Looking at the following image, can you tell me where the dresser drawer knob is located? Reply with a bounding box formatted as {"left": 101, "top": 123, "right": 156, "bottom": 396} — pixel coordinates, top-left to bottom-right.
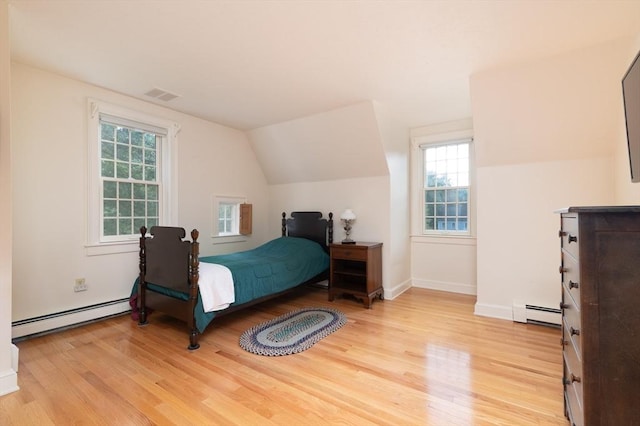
{"left": 568, "top": 234, "right": 578, "bottom": 244}
{"left": 559, "top": 265, "right": 567, "bottom": 274}
{"left": 563, "top": 374, "right": 582, "bottom": 385}
{"left": 558, "top": 230, "right": 566, "bottom": 238}
{"left": 569, "top": 280, "right": 580, "bottom": 289}
{"left": 560, "top": 302, "right": 569, "bottom": 310}
{"left": 570, "top": 327, "right": 580, "bottom": 336}
{"left": 561, "top": 337, "right": 568, "bottom": 346}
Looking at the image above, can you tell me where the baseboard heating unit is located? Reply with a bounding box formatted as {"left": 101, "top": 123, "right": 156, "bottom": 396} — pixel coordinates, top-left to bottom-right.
{"left": 12, "top": 298, "right": 130, "bottom": 340}
{"left": 512, "top": 302, "right": 561, "bottom": 327}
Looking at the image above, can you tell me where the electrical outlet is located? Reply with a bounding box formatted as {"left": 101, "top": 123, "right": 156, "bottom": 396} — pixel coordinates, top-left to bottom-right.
{"left": 74, "top": 278, "right": 87, "bottom": 292}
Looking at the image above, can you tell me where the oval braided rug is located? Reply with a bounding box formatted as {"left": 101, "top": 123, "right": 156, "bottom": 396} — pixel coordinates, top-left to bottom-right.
{"left": 239, "top": 307, "right": 347, "bottom": 356}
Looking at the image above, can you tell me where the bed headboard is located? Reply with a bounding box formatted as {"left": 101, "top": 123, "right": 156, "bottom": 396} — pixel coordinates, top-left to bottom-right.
{"left": 281, "top": 211, "right": 333, "bottom": 252}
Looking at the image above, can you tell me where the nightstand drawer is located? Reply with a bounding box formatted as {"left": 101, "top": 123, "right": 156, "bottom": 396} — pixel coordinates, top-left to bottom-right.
{"left": 331, "top": 246, "right": 367, "bottom": 261}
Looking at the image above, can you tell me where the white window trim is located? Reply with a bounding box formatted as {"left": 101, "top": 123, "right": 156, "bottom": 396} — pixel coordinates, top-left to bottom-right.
{"left": 411, "top": 129, "right": 475, "bottom": 239}
{"left": 86, "top": 99, "right": 179, "bottom": 256}
{"left": 212, "top": 195, "right": 247, "bottom": 244}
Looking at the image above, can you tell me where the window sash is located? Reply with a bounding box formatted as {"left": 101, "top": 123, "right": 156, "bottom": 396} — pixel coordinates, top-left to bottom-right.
{"left": 420, "top": 138, "right": 472, "bottom": 235}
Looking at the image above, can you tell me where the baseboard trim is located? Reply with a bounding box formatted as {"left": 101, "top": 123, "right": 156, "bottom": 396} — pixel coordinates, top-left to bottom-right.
{"left": 12, "top": 298, "right": 131, "bottom": 339}
{"left": 412, "top": 278, "right": 476, "bottom": 295}
{"left": 384, "top": 279, "right": 412, "bottom": 300}
{"left": 0, "top": 368, "right": 18, "bottom": 397}
{"left": 474, "top": 302, "right": 513, "bottom": 321}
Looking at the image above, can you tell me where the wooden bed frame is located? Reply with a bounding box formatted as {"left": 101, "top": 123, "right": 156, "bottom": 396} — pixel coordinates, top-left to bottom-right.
{"left": 137, "top": 211, "right": 333, "bottom": 350}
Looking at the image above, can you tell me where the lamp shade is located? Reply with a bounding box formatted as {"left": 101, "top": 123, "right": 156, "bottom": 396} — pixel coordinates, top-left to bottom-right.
{"left": 340, "top": 209, "right": 356, "bottom": 220}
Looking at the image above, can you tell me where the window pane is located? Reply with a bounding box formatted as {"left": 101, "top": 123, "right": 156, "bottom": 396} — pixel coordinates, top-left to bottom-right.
{"left": 104, "top": 219, "right": 117, "bottom": 236}
{"left": 145, "top": 166, "right": 156, "bottom": 181}
{"left": 118, "top": 200, "right": 132, "bottom": 217}
{"left": 134, "top": 201, "right": 146, "bottom": 216}
{"left": 425, "top": 218, "right": 434, "bottom": 230}
{"left": 435, "top": 190, "right": 445, "bottom": 202}
{"left": 101, "top": 123, "right": 116, "bottom": 141}
{"left": 131, "top": 164, "right": 143, "bottom": 180}
{"left": 119, "top": 182, "right": 131, "bottom": 199}
{"left": 102, "top": 141, "right": 114, "bottom": 160}
{"left": 144, "top": 134, "right": 156, "bottom": 149}
{"left": 101, "top": 160, "right": 114, "bottom": 177}
{"left": 131, "top": 147, "right": 143, "bottom": 164}
{"left": 116, "top": 162, "right": 129, "bottom": 179}
{"left": 116, "top": 144, "right": 129, "bottom": 162}
{"left": 425, "top": 203, "right": 434, "bottom": 216}
{"left": 147, "top": 201, "right": 158, "bottom": 216}
{"left": 458, "top": 189, "right": 468, "bottom": 202}
{"left": 458, "top": 203, "right": 468, "bottom": 216}
{"left": 436, "top": 203, "right": 445, "bottom": 216}
{"left": 144, "top": 149, "right": 156, "bottom": 165}
{"left": 425, "top": 189, "right": 435, "bottom": 202}
{"left": 116, "top": 127, "right": 129, "bottom": 143}
{"left": 147, "top": 185, "right": 158, "bottom": 200}
{"left": 103, "top": 200, "right": 117, "bottom": 217}
{"left": 446, "top": 203, "right": 457, "bottom": 216}
{"left": 133, "top": 183, "right": 146, "bottom": 199}
{"left": 131, "top": 131, "right": 143, "bottom": 146}
{"left": 119, "top": 218, "right": 132, "bottom": 235}
{"left": 103, "top": 181, "right": 117, "bottom": 198}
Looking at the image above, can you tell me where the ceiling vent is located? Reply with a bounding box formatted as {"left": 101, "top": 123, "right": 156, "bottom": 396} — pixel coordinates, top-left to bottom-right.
{"left": 144, "top": 87, "right": 180, "bottom": 102}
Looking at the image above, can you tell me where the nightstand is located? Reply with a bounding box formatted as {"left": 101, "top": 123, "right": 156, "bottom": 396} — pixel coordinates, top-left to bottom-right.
{"left": 329, "top": 242, "right": 383, "bottom": 308}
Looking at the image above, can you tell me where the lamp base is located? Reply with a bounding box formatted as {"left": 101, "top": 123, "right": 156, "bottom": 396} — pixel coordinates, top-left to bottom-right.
{"left": 341, "top": 239, "right": 356, "bottom": 245}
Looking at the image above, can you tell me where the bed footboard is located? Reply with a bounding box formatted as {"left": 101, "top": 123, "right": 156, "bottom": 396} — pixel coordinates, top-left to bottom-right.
{"left": 138, "top": 226, "right": 201, "bottom": 350}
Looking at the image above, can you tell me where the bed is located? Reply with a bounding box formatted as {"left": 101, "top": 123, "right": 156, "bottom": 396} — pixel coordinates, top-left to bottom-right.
{"left": 134, "top": 211, "right": 334, "bottom": 350}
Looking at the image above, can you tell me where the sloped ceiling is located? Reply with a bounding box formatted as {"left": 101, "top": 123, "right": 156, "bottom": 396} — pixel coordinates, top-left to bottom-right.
{"left": 249, "top": 102, "right": 388, "bottom": 184}
{"left": 9, "top": 1, "right": 640, "bottom": 130}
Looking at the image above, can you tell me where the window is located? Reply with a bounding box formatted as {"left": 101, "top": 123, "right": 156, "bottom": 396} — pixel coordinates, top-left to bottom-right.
{"left": 100, "top": 121, "right": 161, "bottom": 238}
{"left": 218, "top": 200, "right": 239, "bottom": 236}
{"left": 213, "top": 196, "right": 251, "bottom": 239}
{"left": 422, "top": 141, "right": 470, "bottom": 233}
{"left": 87, "top": 99, "right": 178, "bottom": 254}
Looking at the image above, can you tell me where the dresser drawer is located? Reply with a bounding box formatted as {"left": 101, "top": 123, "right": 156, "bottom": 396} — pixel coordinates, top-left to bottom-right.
{"left": 564, "top": 358, "right": 584, "bottom": 426}
{"left": 561, "top": 215, "right": 580, "bottom": 260}
{"left": 562, "top": 287, "right": 582, "bottom": 357}
{"left": 331, "top": 246, "right": 367, "bottom": 261}
{"left": 561, "top": 253, "right": 581, "bottom": 310}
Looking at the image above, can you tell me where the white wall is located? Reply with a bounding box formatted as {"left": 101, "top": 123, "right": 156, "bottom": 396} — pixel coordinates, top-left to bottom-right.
{"left": 0, "top": 0, "right": 19, "bottom": 396}
{"left": 10, "top": 62, "right": 270, "bottom": 326}
{"left": 373, "top": 102, "right": 412, "bottom": 298}
{"left": 410, "top": 119, "right": 477, "bottom": 295}
{"left": 470, "top": 37, "right": 633, "bottom": 320}
{"left": 615, "top": 34, "right": 640, "bottom": 203}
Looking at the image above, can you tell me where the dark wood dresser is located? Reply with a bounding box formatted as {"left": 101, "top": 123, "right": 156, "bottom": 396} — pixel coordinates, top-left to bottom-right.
{"left": 558, "top": 206, "right": 640, "bottom": 425}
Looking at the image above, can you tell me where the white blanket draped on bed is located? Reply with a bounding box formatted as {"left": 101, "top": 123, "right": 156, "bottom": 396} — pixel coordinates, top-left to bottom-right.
{"left": 198, "top": 262, "right": 235, "bottom": 312}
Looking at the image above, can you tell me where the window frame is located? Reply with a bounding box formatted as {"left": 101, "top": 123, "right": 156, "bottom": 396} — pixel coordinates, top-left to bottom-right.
{"left": 86, "top": 99, "right": 179, "bottom": 255}
{"left": 411, "top": 129, "right": 475, "bottom": 238}
{"left": 212, "top": 195, "right": 248, "bottom": 244}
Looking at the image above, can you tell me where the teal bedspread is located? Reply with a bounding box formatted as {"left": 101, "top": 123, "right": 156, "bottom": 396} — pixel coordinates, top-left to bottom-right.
{"left": 133, "top": 237, "right": 329, "bottom": 333}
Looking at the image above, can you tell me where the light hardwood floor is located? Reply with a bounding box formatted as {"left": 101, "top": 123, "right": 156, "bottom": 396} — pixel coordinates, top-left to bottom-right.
{"left": 1, "top": 288, "right": 568, "bottom": 425}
